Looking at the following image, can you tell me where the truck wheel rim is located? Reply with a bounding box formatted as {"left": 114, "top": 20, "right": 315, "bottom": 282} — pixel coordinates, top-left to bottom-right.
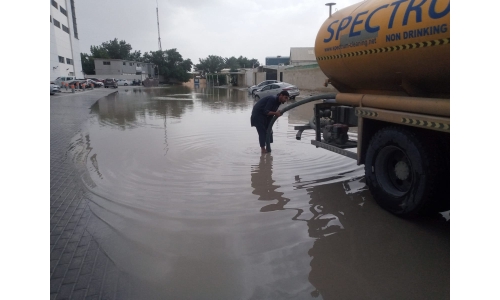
{"left": 375, "top": 145, "right": 413, "bottom": 197}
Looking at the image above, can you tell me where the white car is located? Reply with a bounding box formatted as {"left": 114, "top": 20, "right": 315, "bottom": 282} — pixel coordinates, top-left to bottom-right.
{"left": 88, "top": 80, "right": 103, "bottom": 87}
{"left": 248, "top": 80, "right": 279, "bottom": 96}
{"left": 117, "top": 79, "right": 132, "bottom": 86}
{"left": 254, "top": 82, "right": 300, "bottom": 100}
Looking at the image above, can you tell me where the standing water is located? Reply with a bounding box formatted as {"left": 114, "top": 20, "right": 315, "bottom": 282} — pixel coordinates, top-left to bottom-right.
{"left": 68, "top": 86, "right": 449, "bottom": 299}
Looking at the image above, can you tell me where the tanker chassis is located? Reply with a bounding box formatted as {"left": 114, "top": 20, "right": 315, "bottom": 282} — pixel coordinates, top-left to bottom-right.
{"left": 276, "top": 0, "right": 450, "bottom": 216}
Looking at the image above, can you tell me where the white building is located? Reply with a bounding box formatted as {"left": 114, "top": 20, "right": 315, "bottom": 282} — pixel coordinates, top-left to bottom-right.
{"left": 50, "top": 0, "right": 82, "bottom": 81}
{"left": 289, "top": 47, "right": 317, "bottom": 66}
{"left": 93, "top": 58, "right": 155, "bottom": 80}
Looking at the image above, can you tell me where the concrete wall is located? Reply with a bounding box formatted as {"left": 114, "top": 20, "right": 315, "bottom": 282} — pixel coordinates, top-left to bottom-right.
{"left": 283, "top": 64, "right": 339, "bottom": 92}
{"left": 95, "top": 60, "right": 122, "bottom": 75}
{"left": 256, "top": 72, "right": 266, "bottom": 86}
{"left": 245, "top": 69, "right": 254, "bottom": 86}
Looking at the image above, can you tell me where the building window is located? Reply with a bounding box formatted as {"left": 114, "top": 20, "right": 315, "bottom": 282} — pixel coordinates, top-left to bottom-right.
{"left": 58, "top": 56, "right": 65, "bottom": 63}
{"left": 66, "top": 58, "right": 73, "bottom": 65}
{"left": 62, "top": 24, "right": 69, "bottom": 34}
{"left": 69, "top": 72, "right": 74, "bottom": 76}
{"left": 103, "top": 61, "right": 110, "bottom": 65}
{"left": 70, "top": 0, "right": 79, "bottom": 39}
{"left": 50, "top": 15, "right": 52, "bottom": 23}
{"left": 51, "top": 0, "right": 58, "bottom": 9}
{"left": 53, "top": 18, "right": 60, "bottom": 28}
{"left": 60, "top": 7, "right": 67, "bottom": 16}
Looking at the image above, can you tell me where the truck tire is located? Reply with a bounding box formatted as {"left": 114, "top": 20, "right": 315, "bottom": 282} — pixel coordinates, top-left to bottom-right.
{"left": 364, "top": 126, "right": 437, "bottom": 217}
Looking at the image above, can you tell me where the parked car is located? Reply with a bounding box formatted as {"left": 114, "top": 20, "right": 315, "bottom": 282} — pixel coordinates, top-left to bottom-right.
{"left": 86, "top": 79, "right": 103, "bottom": 87}
{"left": 54, "top": 76, "right": 76, "bottom": 87}
{"left": 86, "top": 78, "right": 104, "bottom": 83}
{"left": 248, "top": 80, "right": 279, "bottom": 96}
{"left": 104, "top": 78, "right": 118, "bottom": 88}
{"left": 117, "top": 79, "right": 132, "bottom": 86}
{"left": 50, "top": 83, "right": 60, "bottom": 95}
{"left": 253, "top": 82, "right": 300, "bottom": 100}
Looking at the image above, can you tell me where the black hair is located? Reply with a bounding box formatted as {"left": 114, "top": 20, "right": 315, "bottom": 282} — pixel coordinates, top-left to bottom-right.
{"left": 279, "top": 90, "right": 290, "bottom": 97}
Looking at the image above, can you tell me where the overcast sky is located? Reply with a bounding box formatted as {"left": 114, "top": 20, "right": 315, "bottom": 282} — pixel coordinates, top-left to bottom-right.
{"left": 75, "top": 0, "right": 362, "bottom": 65}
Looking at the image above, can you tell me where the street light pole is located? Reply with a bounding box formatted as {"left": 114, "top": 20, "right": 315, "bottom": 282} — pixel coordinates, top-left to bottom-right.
{"left": 325, "top": 3, "right": 336, "bottom": 17}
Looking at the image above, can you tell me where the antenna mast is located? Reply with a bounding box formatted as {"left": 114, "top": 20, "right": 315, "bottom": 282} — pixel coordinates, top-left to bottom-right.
{"left": 156, "top": 0, "right": 162, "bottom": 51}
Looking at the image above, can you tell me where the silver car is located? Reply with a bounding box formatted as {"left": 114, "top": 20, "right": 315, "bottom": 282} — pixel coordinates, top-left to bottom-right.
{"left": 50, "top": 83, "right": 60, "bottom": 95}
{"left": 248, "top": 80, "right": 279, "bottom": 96}
{"left": 253, "top": 82, "right": 300, "bottom": 100}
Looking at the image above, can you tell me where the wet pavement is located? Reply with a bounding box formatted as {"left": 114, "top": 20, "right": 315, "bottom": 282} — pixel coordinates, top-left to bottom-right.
{"left": 50, "top": 86, "right": 450, "bottom": 299}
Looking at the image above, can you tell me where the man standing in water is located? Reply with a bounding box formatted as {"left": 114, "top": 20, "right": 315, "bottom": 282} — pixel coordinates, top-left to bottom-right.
{"left": 251, "top": 90, "right": 290, "bottom": 153}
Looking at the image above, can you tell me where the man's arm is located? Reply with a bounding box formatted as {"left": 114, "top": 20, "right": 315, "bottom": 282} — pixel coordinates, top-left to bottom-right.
{"left": 267, "top": 110, "right": 281, "bottom": 117}
{"left": 263, "top": 97, "right": 281, "bottom": 117}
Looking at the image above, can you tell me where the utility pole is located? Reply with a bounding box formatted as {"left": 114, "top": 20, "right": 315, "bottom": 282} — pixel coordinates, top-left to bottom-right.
{"left": 156, "top": 0, "right": 162, "bottom": 51}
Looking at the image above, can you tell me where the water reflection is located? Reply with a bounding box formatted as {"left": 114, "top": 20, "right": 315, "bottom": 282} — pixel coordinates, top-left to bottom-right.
{"left": 199, "top": 87, "right": 252, "bottom": 111}
{"left": 302, "top": 179, "right": 449, "bottom": 299}
{"left": 250, "top": 153, "right": 449, "bottom": 299}
{"left": 252, "top": 154, "right": 290, "bottom": 212}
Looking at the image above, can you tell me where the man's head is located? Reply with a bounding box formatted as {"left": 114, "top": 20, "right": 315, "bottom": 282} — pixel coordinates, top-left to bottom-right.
{"left": 278, "top": 90, "right": 289, "bottom": 103}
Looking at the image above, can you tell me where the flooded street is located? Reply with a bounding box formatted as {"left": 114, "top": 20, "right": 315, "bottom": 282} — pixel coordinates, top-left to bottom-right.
{"left": 68, "top": 86, "right": 449, "bottom": 299}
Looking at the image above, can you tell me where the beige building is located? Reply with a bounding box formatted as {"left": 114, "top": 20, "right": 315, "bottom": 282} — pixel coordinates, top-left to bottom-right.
{"left": 289, "top": 47, "right": 317, "bottom": 66}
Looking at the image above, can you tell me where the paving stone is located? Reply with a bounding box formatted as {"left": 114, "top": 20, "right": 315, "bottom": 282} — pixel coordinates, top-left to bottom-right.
{"left": 63, "top": 241, "right": 78, "bottom": 254}
{"left": 74, "top": 273, "right": 91, "bottom": 291}
{"left": 73, "top": 245, "right": 87, "bottom": 258}
{"left": 70, "top": 289, "right": 87, "bottom": 300}
{"left": 56, "top": 283, "right": 74, "bottom": 300}
{"left": 86, "top": 279, "right": 103, "bottom": 297}
{"left": 51, "top": 248, "right": 63, "bottom": 261}
{"left": 50, "top": 90, "right": 123, "bottom": 298}
{"left": 52, "top": 264, "right": 69, "bottom": 279}
{"left": 50, "top": 259, "right": 59, "bottom": 273}
{"left": 80, "top": 262, "right": 94, "bottom": 276}
{"left": 59, "top": 252, "right": 73, "bottom": 265}
{"left": 53, "top": 238, "right": 68, "bottom": 250}
{"left": 50, "top": 277, "right": 63, "bottom": 294}
{"left": 68, "top": 256, "right": 84, "bottom": 270}
{"left": 62, "top": 268, "right": 80, "bottom": 284}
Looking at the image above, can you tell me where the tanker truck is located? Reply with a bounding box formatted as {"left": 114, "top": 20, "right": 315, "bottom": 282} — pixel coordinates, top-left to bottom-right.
{"left": 267, "top": 0, "right": 450, "bottom": 217}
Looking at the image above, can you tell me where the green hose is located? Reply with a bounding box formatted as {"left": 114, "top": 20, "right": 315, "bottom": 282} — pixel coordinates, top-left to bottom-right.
{"left": 265, "top": 93, "right": 337, "bottom": 152}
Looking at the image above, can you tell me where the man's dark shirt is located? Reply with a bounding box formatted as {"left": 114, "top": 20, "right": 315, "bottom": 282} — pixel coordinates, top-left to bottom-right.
{"left": 251, "top": 95, "right": 281, "bottom": 128}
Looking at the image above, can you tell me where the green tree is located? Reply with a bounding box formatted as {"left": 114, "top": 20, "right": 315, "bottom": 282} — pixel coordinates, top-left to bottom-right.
{"left": 224, "top": 56, "right": 240, "bottom": 72}
{"left": 142, "top": 49, "right": 192, "bottom": 83}
{"left": 129, "top": 50, "right": 143, "bottom": 62}
{"left": 102, "top": 38, "right": 132, "bottom": 59}
{"left": 90, "top": 45, "right": 109, "bottom": 59}
{"left": 236, "top": 56, "right": 260, "bottom": 68}
{"left": 89, "top": 38, "right": 136, "bottom": 60}
{"left": 195, "top": 55, "right": 226, "bottom": 74}
{"left": 142, "top": 50, "right": 167, "bottom": 77}
{"left": 80, "top": 53, "right": 95, "bottom": 75}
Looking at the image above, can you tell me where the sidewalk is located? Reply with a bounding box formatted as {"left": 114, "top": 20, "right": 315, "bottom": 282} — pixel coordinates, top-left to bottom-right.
{"left": 50, "top": 89, "right": 130, "bottom": 299}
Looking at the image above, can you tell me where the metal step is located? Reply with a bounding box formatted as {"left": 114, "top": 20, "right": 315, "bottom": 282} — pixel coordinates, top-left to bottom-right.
{"left": 311, "top": 140, "right": 358, "bottom": 160}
